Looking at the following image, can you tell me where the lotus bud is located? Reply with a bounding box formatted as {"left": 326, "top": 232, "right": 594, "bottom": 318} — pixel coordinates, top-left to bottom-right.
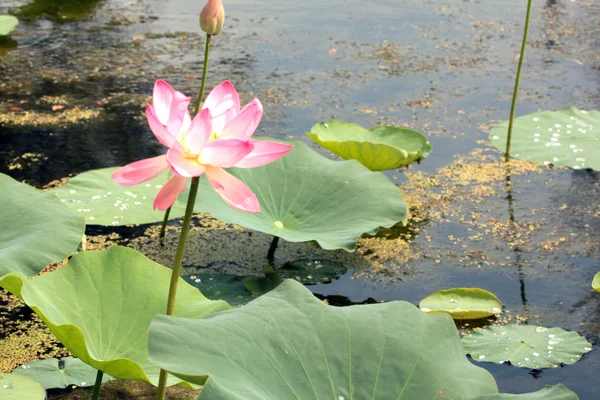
{"left": 199, "top": 0, "right": 225, "bottom": 35}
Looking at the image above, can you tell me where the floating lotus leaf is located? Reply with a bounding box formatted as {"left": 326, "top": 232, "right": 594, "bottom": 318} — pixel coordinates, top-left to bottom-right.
{"left": 183, "top": 274, "right": 253, "bottom": 307}
{"left": 0, "top": 247, "right": 230, "bottom": 386}
{"left": 466, "top": 384, "right": 579, "bottom": 400}
{"left": 280, "top": 259, "right": 347, "bottom": 284}
{"left": 0, "top": 173, "right": 85, "bottom": 278}
{"left": 13, "top": 357, "right": 111, "bottom": 389}
{"left": 308, "top": 120, "right": 432, "bottom": 170}
{"left": 52, "top": 169, "right": 187, "bottom": 226}
{"left": 489, "top": 107, "right": 600, "bottom": 170}
{"left": 462, "top": 325, "right": 592, "bottom": 369}
{"left": 592, "top": 272, "right": 600, "bottom": 292}
{"left": 149, "top": 279, "right": 503, "bottom": 399}
{"left": 419, "top": 288, "right": 503, "bottom": 320}
{"left": 194, "top": 140, "right": 408, "bottom": 251}
{"left": 0, "top": 373, "right": 46, "bottom": 399}
{"left": 0, "top": 16, "right": 18, "bottom": 36}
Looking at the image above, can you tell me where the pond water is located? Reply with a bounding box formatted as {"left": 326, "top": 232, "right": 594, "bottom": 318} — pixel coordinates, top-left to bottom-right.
{"left": 0, "top": 0, "right": 599, "bottom": 398}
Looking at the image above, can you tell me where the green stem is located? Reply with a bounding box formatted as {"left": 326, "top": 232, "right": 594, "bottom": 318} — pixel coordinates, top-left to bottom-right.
{"left": 158, "top": 34, "right": 211, "bottom": 242}
{"left": 504, "top": 0, "right": 533, "bottom": 163}
{"left": 155, "top": 178, "right": 200, "bottom": 400}
{"left": 91, "top": 370, "right": 103, "bottom": 400}
{"left": 194, "top": 34, "right": 212, "bottom": 115}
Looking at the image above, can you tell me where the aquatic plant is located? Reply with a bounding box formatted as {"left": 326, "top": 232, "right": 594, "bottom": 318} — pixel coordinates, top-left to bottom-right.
{"left": 0, "top": 15, "right": 18, "bottom": 36}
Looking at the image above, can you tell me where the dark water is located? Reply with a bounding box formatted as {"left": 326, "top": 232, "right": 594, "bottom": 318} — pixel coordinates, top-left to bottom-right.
{"left": 1, "top": 0, "right": 599, "bottom": 398}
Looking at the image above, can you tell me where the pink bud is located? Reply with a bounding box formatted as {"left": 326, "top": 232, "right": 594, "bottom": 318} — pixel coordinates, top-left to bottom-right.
{"left": 199, "top": 0, "right": 225, "bottom": 35}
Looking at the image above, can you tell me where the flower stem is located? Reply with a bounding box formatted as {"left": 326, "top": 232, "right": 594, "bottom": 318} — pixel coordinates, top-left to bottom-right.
{"left": 504, "top": 0, "right": 533, "bottom": 163}
{"left": 155, "top": 177, "right": 200, "bottom": 399}
{"left": 194, "top": 34, "right": 212, "bottom": 116}
{"left": 91, "top": 370, "right": 103, "bottom": 400}
{"left": 159, "top": 34, "right": 212, "bottom": 243}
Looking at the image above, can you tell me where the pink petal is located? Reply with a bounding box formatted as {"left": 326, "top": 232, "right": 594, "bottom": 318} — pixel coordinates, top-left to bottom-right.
{"left": 220, "top": 98, "right": 263, "bottom": 141}
{"left": 166, "top": 144, "right": 207, "bottom": 178}
{"left": 166, "top": 90, "right": 191, "bottom": 134}
{"left": 184, "top": 108, "right": 212, "bottom": 155}
{"left": 152, "top": 80, "right": 177, "bottom": 125}
{"left": 205, "top": 167, "right": 260, "bottom": 213}
{"left": 234, "top": 140, "right": 293, "bottom": 168}
{"left": 199, "top": 139, "right": 253, "bottom": 168}
{"left": 111, "top": 155, "right": 168, "bottom": 186}
{"left": 146, "top": 105, "right": 176, "bottom": 147}
{"left": 153, "top": 174, "right": 187, "bottom": 210}
{"left": 202, "top": 81, "right": 240, "bottom": 133}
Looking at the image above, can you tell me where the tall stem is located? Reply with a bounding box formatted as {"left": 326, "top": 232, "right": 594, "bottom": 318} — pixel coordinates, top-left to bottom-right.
{"left": 155, "top": 178, "right": 200, "bottom": 399}
{"left": 504, "top": 0, "right": 533, "bottom": 163}
{"left": 91, "top": 370, "right": 103, "bottom": 400}
{"left": 194, "top": 34, "right": 212, "bottom": 115}
{"left": 158, "top": 34, "right": 212, "bottom": 242}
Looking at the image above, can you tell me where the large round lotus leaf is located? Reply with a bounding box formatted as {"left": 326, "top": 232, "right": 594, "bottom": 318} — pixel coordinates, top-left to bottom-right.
{"left": 13, "top": 357, "right": 111, "bottom": 389}
{"left": 592, "top": 271, "right": 600, "bottom": 292}
{"left": 194, "top": 140, "right": 408, "bottom": 251}
{"left": 308, "top": 120, "right": 432, "bottom": 170}
{"left": 0, "top": 373, "right": 45, "bottom": 399}
{"left": 0, "top": 16, "right": 18, "bottom": 36}
{"left": 462, "top": 325, "right": 592, "bottom": 369}
{"left": 183, "top": 274, "right": 253, "bottom": 307}
{"left": 148, "top": 279, "right": 500, "bottom": 399}
{"left": 489, "top": 107, "right": 600, "bottom": 170}
{"left": 52, "top": 169, "right": 187, "bottom": 226}
{"left": 419, "top": 288, "right": 503, "bottom": 320}
{"left": 466, "top": 384, "right": 579, "bottom": 400}
{"left": 0, "top": 247, "right": 230, "bottom": 386}
{"left": 0, "top": 173, "right": 85, "bottom": 278}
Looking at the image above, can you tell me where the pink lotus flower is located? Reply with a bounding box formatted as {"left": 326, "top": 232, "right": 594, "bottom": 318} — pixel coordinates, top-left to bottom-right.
{"left": 112, "top": 79, "right": 292, "bottom": 213}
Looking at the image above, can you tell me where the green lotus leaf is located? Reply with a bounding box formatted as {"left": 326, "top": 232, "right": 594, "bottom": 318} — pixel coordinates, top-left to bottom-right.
{"left": 280, "top": 259, "right": 347, "bottom": 284}
{"left": 0, "top": 173, "right": 85, "bottom": 278}
{"left": 592, "top": 271, "right": 600, "bottom": 292}
{"left": 489, "top": 107, "right": 600, "bottom": 170}
{"left": 0, "top": 16, "right": 18, "bottom": 36}
{"left": 194, "top": 140, "right": 408, "bottom": 251}
{"left": 466, "top": 384, "right": 579, "bottom": 399}
{"left": 0, "top": 373, "right": 46, "bottom": 399}
{"left": 183, "top": 274, "right": 253, "bottom": 307}
{"left": 419, "top": 288, "right": 503, "bottom": 320}
{"left": 308, "top": 120, "right": 432, "bottom": 170}
{"left": 13, "top": 357, "right": 111, "bottom": 389}
{"left": 0, "top": 247, "right": 230, "bottom": 386}
{"left": 51, "top": 169, "right": 187, "bottom": 226}
{"left": 462, "top": 325, "right": 592, "bottom": 369}
{"left": 149, "top": 279, "right": 501, "bottom": 399}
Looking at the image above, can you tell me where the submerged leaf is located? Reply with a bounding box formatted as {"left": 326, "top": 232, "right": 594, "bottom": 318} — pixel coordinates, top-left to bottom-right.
{"left": 489, "top": 107, "right": 599, "bottom": 170}
{"left": 0, "top": 173, "right": 85, "bottom": 278}
{"left": 183, "top": 274, "right": 253, "bottom": 307}
{"left": 194, "top": 139, "right": 408, "bottom": 251}
{"left": 462, "top": 325, "right": 592, "bottom": 369}
{"left": 0, "top": 247, "right": 229, "bottom": 386}
{"left": 149, "top": 279, "right": 499, "bottom": 399}
{"left": 308, "top": 120, "right": 432, "bottom": 170}
{"left": 280, "top": 259, "right": 347, "bottom": 284}
{"left": 465, "top": 384, "right": 579, "bottom": 399}
{"left": 13, "top": 358, "right": 111, "bottom": 389}
{"left": 419, "top": 288, "right": 503, "bottom": 320}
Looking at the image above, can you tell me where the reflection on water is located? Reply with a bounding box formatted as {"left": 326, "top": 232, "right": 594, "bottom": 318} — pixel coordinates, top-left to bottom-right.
{"left": 15, "top": 0, "right": 102, "bottom": 22}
